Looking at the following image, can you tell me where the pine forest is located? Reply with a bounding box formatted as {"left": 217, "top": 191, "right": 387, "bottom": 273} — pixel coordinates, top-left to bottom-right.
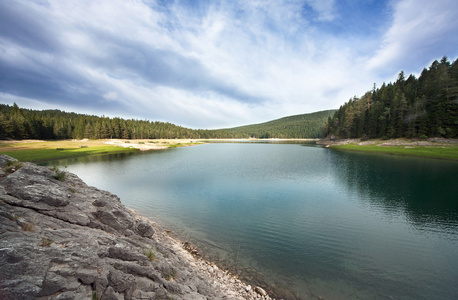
{"left": 324, "top": 57, "right": 458, "bottom": 139}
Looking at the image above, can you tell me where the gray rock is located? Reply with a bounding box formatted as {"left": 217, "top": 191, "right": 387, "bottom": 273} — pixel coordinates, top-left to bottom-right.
{"left": 38, "top": 272, "right": 68, "bottom": 296}
{"left": 102, "top": 286, "right": 122, "bottom": 300}
{"left": 108, "top": 246, "right": 146, "bottom": 262}
{"left": 108, "top": 270, "right": 135, "bottom": 293}
{"left": 94, "top": 206, "right": 134, "bottom": 232}
{"left": 55, "top": 291, "right": 77, "bottom": 300}
{"left": 93, "top": 276, "right": 109, "bottom": 295}
{"left": 76, "top": 269, "right": 98, "bottom": 285}
{"left": 134, "top": 277, "right": 160, "bottom": 292}
{"left": 92, "top": 198, "right": 107, "bottom": 207}
{"left": 135, "top": 220, "right": 155, "bottom": 237}
{"left": 2, "top": 164, "right": 70, "bottom": 207}
{"left": 0, "top": 155, "right": 273, "bottom": 300}
{"left": 132, "top": 289, "right": 157, "bottom": 299}
{"left": 255, "top": 286, "right": 268, "bottom": 296}
{"left": 0, "top": 247, "right": 23, "bottom": 264}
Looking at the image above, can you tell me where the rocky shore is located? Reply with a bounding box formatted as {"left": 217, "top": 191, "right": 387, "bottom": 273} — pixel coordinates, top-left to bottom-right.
{"left": 0, "top": 155, "right": 274, "bottom": 300}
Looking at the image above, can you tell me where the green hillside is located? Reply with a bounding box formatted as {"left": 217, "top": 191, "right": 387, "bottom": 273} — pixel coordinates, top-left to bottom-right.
{"left": 220, "top": 110, "right": 337, "bottom": 138}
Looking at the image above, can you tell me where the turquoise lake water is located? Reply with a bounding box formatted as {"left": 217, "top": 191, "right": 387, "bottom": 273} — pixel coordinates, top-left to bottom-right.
{"left": 43, "top": 142, "right": 458, "bottom": 300}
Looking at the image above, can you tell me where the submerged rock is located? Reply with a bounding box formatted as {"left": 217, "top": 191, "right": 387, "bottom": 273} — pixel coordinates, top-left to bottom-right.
{"left": 255, "top": 286, "right": 268, "bottom": 296}
{"left": 0, "top": 155, "right": 274, "bottom": 300}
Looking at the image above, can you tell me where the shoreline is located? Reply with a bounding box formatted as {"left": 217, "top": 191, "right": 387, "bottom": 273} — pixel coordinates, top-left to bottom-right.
{"left": 0, "top": 154, "right": 276, "bottom": 299}
{"left": 151, "top": 216, "right": 301, "bottom": 300}
{"left": 103, "top": 139, "right": 203, "bottom": 151}
{"left": 0, "top": 139, "right": 202, "bottom": 162}
{"left": 0, "top": 138, "right": 318, "bottom": 162}
{"left": 317, "top": 137, "right": 458, "bottom": 161}
{"left": 127, "top": 209, "right": 276, "bottom": 299}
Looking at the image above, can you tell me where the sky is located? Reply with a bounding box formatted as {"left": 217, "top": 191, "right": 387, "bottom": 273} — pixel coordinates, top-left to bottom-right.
{"left": 1, "top": 0, "right": 458, "bottom": 129}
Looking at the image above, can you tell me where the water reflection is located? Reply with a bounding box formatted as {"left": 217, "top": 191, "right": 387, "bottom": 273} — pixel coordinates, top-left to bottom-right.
{"left": 329, "top": 150, "right": 458, "bottom": 232}
{"left": 37, "top": 151, "right": 156, "bottom": 167}
{"left": 206, "top": 139, "right": 318, "bottom": 145}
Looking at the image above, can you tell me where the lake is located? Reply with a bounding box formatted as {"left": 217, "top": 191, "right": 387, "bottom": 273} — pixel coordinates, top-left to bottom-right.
{"left": 42, "top": 142, "right": 458, "bottom": 300}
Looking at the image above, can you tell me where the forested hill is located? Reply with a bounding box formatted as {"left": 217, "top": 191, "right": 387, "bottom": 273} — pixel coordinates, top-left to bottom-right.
{"left": 0, "top": 103, "right": 231, "bottom": 140}
{"left": 219, "top": 110, "right": 337, "bottom": 138}
{"left": 324, "top": 56, "right": 458, "bottom": 139}
{"left": 0, "top": 103, "right": 334, "bottom": 140}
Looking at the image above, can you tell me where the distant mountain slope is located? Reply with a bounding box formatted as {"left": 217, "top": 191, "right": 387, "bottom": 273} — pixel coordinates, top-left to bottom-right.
{"left": 219, "top": 109, "right": 337, "bottom": 138}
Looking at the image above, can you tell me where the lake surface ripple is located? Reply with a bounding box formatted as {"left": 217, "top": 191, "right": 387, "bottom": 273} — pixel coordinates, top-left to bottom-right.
{"left": 44, "top": 143, "right": 458, "bottom": 300}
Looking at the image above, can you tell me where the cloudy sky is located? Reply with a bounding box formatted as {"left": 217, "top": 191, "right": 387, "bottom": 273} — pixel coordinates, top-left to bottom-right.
{"left": 1, "top": 0, "right": 458, "bottom": 129}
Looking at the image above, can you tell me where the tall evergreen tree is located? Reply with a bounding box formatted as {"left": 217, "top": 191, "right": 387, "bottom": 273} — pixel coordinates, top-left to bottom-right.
{"left": 326, "top": 57, "right": 458, "bottom": 139}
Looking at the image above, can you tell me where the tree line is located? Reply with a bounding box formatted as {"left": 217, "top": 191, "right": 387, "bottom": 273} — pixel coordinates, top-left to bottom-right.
{"left": 0, "top": 104, "right": 236, "bottom": 140}
{"left": 0, "top": 103, "right": 332, "bottom": 140}
{"left": 324, "top": 56, "right": 458, "bottom": 139}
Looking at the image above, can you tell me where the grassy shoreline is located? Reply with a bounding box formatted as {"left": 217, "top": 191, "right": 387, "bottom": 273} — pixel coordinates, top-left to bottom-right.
{"left": 0, "top": 144, "right": 139, "bottom": 162}
{"left": 4, "top": 138, "right": 457, "bottom": 162}
{"left": 0, "top": 139, "right": 198, "bottom": 162}
{"left": 0, "top": 138, "right": 315, "bottom": 163}
{"left": 323, "top": 139, "right": 458, "bottom": 161}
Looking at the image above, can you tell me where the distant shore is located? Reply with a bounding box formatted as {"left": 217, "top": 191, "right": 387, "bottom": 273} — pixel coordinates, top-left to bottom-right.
{"left": 202, "top": 138, "right": 319, "bottom": 145}
{"left": 8, "top": 137, "right": 456, "bottom": 163}
{"left": 0, "top": 138, "right": 318, "bottom": 162}
{"left": 0, "top": 139, "right": 202, "bottom": 162}
{"left": 317, "top": 137, "right": 458, "bottom": 161}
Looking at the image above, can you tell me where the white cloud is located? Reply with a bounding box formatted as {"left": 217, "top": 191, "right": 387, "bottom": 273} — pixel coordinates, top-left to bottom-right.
{"left": 103, "top": 92, "right": 118, "bottom": 101}
{"left": 305, "top": 0, "right": 336, "bottom": 22}
{"left": 367, "top": 0, "right": 458, "bottom": 75}
{"left": 2, "top": 0, "right": 456, "bottom": 128}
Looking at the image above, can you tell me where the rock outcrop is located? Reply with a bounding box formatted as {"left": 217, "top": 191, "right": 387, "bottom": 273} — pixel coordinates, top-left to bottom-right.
{"left": 0, "top": 155, "right": 273, "bottom": 300}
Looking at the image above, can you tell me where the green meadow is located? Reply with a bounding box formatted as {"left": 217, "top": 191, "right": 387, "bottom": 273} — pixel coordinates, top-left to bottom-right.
{"left": 0, "top": 141, "right": 138, "bottom": 162}
{"left": 330, "top": 143, "right": 458, "bottom": 161}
